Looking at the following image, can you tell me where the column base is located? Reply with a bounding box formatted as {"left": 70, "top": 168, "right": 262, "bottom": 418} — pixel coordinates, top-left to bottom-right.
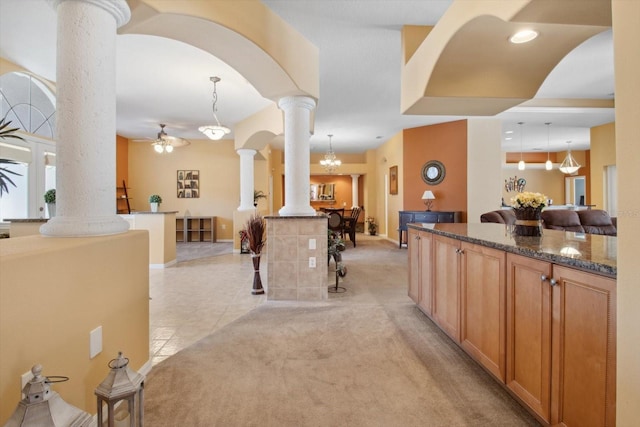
{"left": 278, "top": 205, "right": 316, "bottom": 216}
{"left": 40, "top": 215, "right": 130, "bottom": 237}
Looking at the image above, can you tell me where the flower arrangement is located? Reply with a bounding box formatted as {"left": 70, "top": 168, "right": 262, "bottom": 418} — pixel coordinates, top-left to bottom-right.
{"left": 510, "top": 191, "right": 547, "bottom": 210}
{"left": 44, "top": 189, "right": 56, "bottom": 203}
{"left": 149, "top": 194, "right": 162, "bottom": 203}
{"left": 366, "top": 216, "right": 377, "bottom": 235}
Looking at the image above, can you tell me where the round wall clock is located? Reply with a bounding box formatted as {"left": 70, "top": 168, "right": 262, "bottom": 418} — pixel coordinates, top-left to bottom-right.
{"left": 421, "top": 160, "right": 446, "bottom": 185}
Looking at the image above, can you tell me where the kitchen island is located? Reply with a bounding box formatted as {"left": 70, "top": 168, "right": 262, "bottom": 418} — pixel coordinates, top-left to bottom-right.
{"left": 407, "top": 222, "right": 615, "bottom": 427}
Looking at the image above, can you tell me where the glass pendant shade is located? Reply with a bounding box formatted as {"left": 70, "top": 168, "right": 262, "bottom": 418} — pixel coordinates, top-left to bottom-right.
{"left": 559, "top": 141, "right": 581, "bottom": 174}
{"left": 200, "top": 76, "right": 231, "bottom": 140}
{"left": 198, "top": 124, "right": 231, "bottom": 140}
{"left": 517, "top": 122, "right": 525, "bottom": 170}
{"left": 545, "top": 159, "right": 553, "bottom": 170}
{"left": 544, "top": 122, "right": 553, "bottom": 171}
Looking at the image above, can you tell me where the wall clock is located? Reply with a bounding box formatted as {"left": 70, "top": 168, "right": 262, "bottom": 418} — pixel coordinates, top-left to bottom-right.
{"left": 421, "top": 160, "right": 446, "bottom": 185}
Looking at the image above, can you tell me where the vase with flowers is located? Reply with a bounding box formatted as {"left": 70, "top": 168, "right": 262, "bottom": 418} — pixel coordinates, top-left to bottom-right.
{"left": 510, "top": 191, "right": 547, "bottom": 236}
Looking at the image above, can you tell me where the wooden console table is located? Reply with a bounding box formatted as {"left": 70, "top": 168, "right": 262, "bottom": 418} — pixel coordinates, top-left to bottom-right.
{"left": 398, "top": 210, "right": 461, "bottom": 248}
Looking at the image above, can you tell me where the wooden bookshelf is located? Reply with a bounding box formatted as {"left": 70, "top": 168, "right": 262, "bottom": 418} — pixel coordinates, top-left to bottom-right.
{"left": 176, "top": 216, "right": 216, "bottom": 242}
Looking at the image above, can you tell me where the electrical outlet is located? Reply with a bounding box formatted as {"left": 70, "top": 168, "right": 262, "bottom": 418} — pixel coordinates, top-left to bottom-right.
{"left": 308, "top": 238, "right": 316, "bottom": 250}
{"left": 308, "top": 257, "right": 316, "bottom": 268}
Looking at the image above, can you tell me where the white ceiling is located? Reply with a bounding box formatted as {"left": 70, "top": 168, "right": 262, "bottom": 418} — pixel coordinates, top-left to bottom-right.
{"left": 0, "top": 0, "right": 615, "bottom": 154}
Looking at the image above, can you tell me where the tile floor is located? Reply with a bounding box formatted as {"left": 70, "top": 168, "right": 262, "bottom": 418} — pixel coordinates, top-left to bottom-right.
{"left": 149, "top": 243, "right": 266, "bottom": 365}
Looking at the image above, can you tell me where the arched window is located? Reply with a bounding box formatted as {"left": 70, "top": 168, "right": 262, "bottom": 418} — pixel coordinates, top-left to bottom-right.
{"left": 1, "top": 72, "right": 57, "bottom": 223}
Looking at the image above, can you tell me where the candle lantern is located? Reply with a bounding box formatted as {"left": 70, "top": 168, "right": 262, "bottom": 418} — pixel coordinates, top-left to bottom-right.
{"left": 95, "top": 352, "right": 145, "bottom": 427}
{"left": 5, "top": 364, "right": 92, "bottom": 426}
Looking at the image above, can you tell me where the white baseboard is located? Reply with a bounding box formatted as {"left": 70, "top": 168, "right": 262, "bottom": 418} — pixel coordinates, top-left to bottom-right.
{"left": 149, "top": 259, "right": 177, "bottom": 269}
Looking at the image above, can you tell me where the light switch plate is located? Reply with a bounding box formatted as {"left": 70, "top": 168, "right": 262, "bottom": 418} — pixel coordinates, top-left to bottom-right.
{"left": 309, "top": 257, "right": 316, "bottom": 268}
{"left": 309, "top": 238, "right": 316, "bottom": 250}
{"left": 90, "top": 326, "right": 102, "bottom": 359}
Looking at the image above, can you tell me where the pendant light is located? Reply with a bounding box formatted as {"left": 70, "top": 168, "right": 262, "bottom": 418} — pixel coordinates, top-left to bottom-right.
{"left": 559, "top": 141, "right": 581, "bottom": 174}
{"left": 199, "top": 76, "right": 231, "bottom": 140}
{"left": 545, "top": 122, "right": 553, "bottom": 170}
{"left": 320, "top": 134, "right": 341, "bottom": 173}
{"left": 517, "top": 122, "right": 525, "bottom": 171}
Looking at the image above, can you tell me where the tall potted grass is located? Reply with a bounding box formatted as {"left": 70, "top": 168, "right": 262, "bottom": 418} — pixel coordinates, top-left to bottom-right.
{"left": 245, "top": 213, "right": 266, "bottom": 295}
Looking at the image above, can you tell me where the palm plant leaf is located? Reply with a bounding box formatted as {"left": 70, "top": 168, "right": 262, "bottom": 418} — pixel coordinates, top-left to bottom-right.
{"left": 0, "top": 118, "right": 26, "bottom": 196}
{"left": 0, "top": 118, "right": 26, "bottom": 141}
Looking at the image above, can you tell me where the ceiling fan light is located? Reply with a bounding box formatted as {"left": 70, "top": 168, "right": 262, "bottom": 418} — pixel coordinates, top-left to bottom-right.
{"left": 153, "top": 143, "right": 164, "bottom": 153}
{"left": 165, "top": 144, "right": 174, "bottom": 153}
{"left": 198, "top": 124, "right": 231, "bottom": 141}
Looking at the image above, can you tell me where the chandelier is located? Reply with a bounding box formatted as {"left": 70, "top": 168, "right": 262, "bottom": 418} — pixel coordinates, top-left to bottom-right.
{"left": 199, "top": 76, "right": 230, "bottom": 140}
{"left": 559, "top": 141, "right": 581, "bottom": 174}
{"left": 320, "top": 134, "right": 341, "bottom": 173}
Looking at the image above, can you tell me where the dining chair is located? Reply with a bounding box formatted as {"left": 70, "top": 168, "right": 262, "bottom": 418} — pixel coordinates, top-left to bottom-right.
{"left": 343, "top": 206, "right": 361, "bottom": 247}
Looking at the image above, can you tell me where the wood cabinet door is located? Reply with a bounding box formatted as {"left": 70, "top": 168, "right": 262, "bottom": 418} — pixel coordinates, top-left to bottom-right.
{"left": 418, "top": 231, "right": 433, "bottom": 316}
{"left": 460, "top": 242, "right": 506, "bottom": 381}
{"left": 408, "top": 228, "right": 420, "bottom": 303}
{"left": 550, "top": 266, "right": 616, "bottom": 427}
{"left": 432, "top": 235, "right": 461, "bottom": 342}
{"left": 506, "top": 253, "right": 553, "bottom": 423}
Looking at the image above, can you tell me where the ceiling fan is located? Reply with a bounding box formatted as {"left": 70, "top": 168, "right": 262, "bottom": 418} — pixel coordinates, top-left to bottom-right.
{"left": 133, "top": 124, "right": 190, "bottom": 153}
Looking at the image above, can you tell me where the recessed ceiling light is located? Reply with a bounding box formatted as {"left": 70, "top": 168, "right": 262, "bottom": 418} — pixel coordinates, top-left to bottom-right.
{"left": 505, "top": 137, "right": 512, "bottom": 141}
{"left": 505, "top": 131, "right": 513, "bottom": 134}
{"left": 510, "top": 29, "right": 538, "bottom": 44}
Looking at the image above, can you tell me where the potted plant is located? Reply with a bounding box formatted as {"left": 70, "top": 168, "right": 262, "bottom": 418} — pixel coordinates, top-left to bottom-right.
{"left": 253, "top": 190, "right": 267, "bottom": 207}
{"left": 0, "top": 118, "right": 25, "bottom": 197}
{"left": 245, "top": 213, "right": 266, "bottom": 294}
{"left": 366, "top": 217, "right": 377, "bottom": 236}
{"left": 44, "top": 189, "right": 56, "bottom": 218}
{"left": 149, "top": 194, "right": 162, "bottom": 212}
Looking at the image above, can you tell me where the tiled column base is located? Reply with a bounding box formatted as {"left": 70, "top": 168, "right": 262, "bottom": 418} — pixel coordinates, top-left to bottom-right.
{"left": 265, "top": 215, "right": 328, "bottom": 300}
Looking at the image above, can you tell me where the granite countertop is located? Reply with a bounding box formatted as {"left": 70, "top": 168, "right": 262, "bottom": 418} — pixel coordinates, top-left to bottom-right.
{"left": 5, "top": 218, "right": 49, "bottom": 223}
{"left": 408, "top": 223, "right": 616, "bottom": 278}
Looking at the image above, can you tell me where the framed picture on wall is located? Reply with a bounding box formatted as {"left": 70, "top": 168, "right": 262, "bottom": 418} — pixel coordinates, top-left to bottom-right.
{"left": 177, "top": 170, "right": 200, "bottom": 198}
{"left": 389, "top": 165, "right": 398, "bottom": 195}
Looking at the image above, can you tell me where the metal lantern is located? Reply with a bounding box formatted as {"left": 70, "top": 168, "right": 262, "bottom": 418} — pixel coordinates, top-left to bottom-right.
{"left": 95, "top": 352, "right": 145, "bottom": 427}
{"left": 5, "top": 364, "right": 92, "bottom": 427}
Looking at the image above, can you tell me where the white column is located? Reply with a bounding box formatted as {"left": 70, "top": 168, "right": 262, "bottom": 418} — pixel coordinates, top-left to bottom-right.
{"left": 237, "top": 148, "right": 256, "bottom": 211}
{"left": 277, "top": 96, "right": 316, "bottom": 216}
{"left": 350, "top": 174, "right": 360, "bottom": 207}
{"left": 40, "top": 0, "right": 130, "bottom": 237}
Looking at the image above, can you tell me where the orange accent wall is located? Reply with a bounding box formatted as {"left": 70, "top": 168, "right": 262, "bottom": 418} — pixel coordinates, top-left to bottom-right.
{"left": 505, "top": 152, "right": 559, "bottom": 163}
{"left": 403, "top": 120, "right": 467, "bottom": 220}
{"left": 310, "top": 175, "right": 353, "bottom": 208}
{"left": 116, "top": 134, "right": 128, "bottom": 186}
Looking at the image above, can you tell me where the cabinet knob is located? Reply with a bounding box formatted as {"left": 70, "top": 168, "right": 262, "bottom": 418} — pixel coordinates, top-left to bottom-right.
{"left": 541, "top": 275, "right": 547, "bottom": 282}
{"left": 455, "top": 248, "right": 464, "bottom": 255}
{"left": 549, "top": 278, "right": 557, "bottom": 286}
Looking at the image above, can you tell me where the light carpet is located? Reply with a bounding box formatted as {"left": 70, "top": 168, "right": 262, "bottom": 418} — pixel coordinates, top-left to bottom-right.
{"left": 146, "top": 236, "right": 539, "bottom": 426}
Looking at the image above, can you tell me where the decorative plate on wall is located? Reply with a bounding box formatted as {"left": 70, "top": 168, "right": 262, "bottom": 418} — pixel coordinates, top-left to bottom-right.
{"left": 421, "top": 160, "right": 446, "bottom": 185}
